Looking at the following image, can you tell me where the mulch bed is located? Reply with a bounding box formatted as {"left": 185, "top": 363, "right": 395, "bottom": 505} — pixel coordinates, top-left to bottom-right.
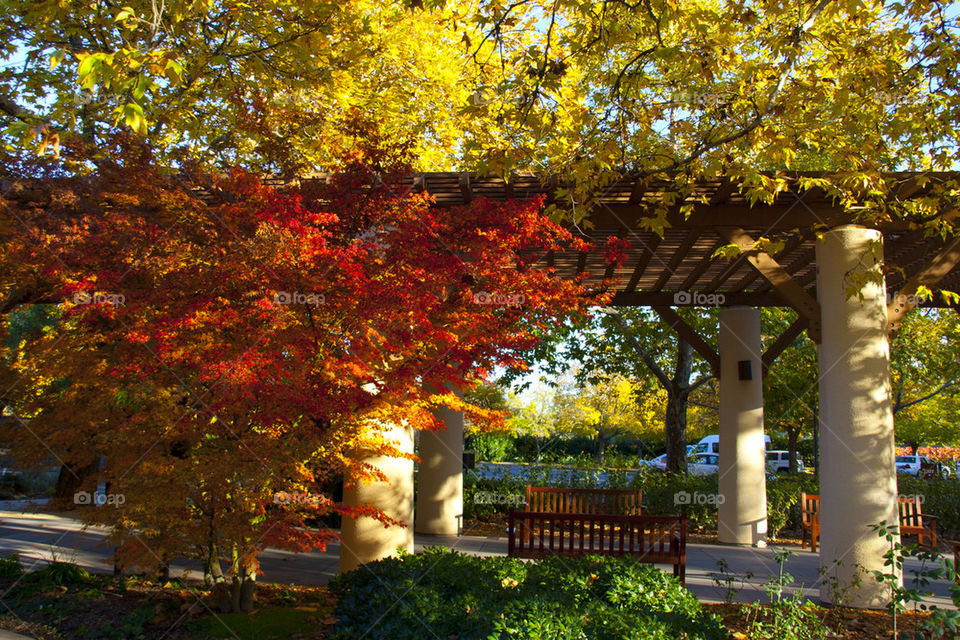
{"left": 705, "top": 603, "right": 950, "bottom": 639}
{"left": 0, "top": 575, "right": 333, "bottom": 640}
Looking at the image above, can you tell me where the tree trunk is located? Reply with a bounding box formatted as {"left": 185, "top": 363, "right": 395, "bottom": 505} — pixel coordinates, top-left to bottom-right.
{"left": 54, "top": 459, "right": 99, "bottom": 501}
{"left": 238, "top": 562, "right": 256, "bottom": 612}
{"left": 220, "top": 546, "right": 257, "bottom": 613}
{"left": 665, "top": 340, "right": 695, "bottom": 474}
{"left": 665, "top": 390, "right": 688, "bottom": 473}
{"left": 787, "top": 426, "right": 799, "bottom": 473}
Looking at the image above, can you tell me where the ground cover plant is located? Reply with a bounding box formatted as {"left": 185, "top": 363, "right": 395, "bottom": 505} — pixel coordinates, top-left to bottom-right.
{"left": 0, "top": 553, "right": 335, "bottom": 640}
{"left": 328, "top": 548, "right": 727, "bottom": 640}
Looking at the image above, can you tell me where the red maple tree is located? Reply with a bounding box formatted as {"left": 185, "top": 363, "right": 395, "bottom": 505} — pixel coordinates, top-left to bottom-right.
{"left": 0, "top": 139, "right": 603, "bottom": 609}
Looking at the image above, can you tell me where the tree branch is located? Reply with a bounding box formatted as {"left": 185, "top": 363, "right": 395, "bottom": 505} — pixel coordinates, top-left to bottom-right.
{"left": 600, "top": 308, "right": 672, "bottom": 389}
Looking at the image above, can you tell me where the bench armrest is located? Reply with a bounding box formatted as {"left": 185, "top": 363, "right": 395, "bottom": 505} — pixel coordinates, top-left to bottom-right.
{"left": 920, "top": 514, "right": 939, "bottom": 523}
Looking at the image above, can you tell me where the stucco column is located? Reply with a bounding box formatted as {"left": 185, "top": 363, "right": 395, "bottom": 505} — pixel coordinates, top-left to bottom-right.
{"left": 415, "top": 400, "right": 464, "bottom": 535}
{"left": 717, "top": 306, "right": 768, "bottom": 546}
{"left": 816, "top": 225, "right": 899, "bottom": 608}
{"left": 339, "top": 422, "right": 415, "bottom": 573}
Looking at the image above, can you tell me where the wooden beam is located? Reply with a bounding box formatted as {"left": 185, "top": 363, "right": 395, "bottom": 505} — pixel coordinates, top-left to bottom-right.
{"left": 706, "top": 250, "right": 752, "bottom": 292}
{"left": 762, "top": 317, "right": 807, "bottom": 377}
{"left": 888, "top": 235, "right": 960, "bottom": 336}
{"left": 753, "top": 248, "right": 816, "bottom": 293}
{"left": 652, "top": 306, "right": 720, "bottom": 376}
{"left": 710, "top": 178, "right": 738, "bottom": 206}
{"left": 717, "top": 227, "right": 822, "bottom": 343}
{"left": 624, "top": 234, "right": 662, "bottom": 293}
{"left": 459, "top": 173, "right": 473, "bottom": 204}
{"left": 610, "top": 291, "right": 788, "bottom": 307}
{"left": 731, "top": 232, "right": 808, "bottom": 292}
{"left": 629, "top": 176, "right": 647, "bottom": 204}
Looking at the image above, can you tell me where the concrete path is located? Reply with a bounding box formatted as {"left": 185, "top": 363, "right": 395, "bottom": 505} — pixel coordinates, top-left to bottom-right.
{"left": 0, "top": 505, "right": 955, "bottom": 609}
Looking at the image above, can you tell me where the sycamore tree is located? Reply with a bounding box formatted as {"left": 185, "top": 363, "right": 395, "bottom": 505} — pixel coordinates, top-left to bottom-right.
{"left": 503, "top": 307, "right": 716, "bottom": 472}
{"left": 890, "top": 308, "right": 960, "bottom": 449}
{"left": 0, "top": 136, "right": 598, "bottom": 610}
{"left": 552, "top": 370, "right": 663, "bottom": 464}
{"left": 504, "top": 382, "right": 560, "bottom": 462}
{"left": 0, "top": 1, "right": 489, "bottom": 172}
{"left": 463, "top": 0, "right": 960, "bottom": 233}
{"left": 762, "top": 309, "right": 818, "bottom": 473}
{"left": 5, "top": 0, "right": 959, "bottom": 220}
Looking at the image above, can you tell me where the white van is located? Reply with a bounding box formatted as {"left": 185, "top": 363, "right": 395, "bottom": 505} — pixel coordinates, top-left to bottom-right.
{"left": 692, "top": 434, "right": 772, "bottom": 455}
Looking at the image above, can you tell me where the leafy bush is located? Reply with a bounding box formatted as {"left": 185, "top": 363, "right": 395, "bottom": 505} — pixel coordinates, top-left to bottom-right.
{"left": 466, "top": 432, "right": 516, "bottom": 462}
{"left": 766, "top": 475, "right": 818, "bottom": 537}
{"left": 897, "top": 476, "right": 960, "bottom": 535}
{"left": 27, "top": 562, "right": 91, "bottom": 588}
{"left": 0, "top": 553, "right": 23, "bottom": 579}
{"left": 329, "top": 548, "right": 726, "bottom": 640}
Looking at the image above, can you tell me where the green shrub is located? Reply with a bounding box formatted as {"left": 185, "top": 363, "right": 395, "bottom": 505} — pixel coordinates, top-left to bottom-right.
{"left": 766, "top": 476, "right": 818, "bottom": 537}
{"left": 897, "top": 476, "right": 960, "bottom": 535}
{"left": 467, "top": 432, "right": 516, "bottom": 462}
{"left": 0, "top": 553, "right": 22, "bottom": 580}
{"left": 27, "top": 562, "right": 91, "bottom": 588}
{"left": 329, "top": 548, "right": 726, "bottom": 640}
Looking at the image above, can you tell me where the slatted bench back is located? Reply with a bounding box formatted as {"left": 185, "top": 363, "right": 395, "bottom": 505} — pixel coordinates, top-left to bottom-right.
{"left": 525, "top": 486, "right": 643, "bottom": 515}
{"left": 800, "top": 492, "right": 819, "bottom": 527}
{"left": 898, "top": 495, "right": 924, "bottom": 528}
{"left": 507, "top": 511, "right": 686, "bottom": 584}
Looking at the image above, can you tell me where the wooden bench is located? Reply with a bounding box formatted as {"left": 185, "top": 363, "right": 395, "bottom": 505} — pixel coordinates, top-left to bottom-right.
{"left": 525, "top": 485, "right": 643, "bottom": 515}
{"left": 800, "top": 492, "right": 820, "bottom": 552}
{"left": 898, "top": 495, "right": 938, "bottom": 548}
{"left": 507, "top": 510, "right": 687, "bottom": 585}
{"left": 800, "top": 493, "right": 937, "bottom": 551}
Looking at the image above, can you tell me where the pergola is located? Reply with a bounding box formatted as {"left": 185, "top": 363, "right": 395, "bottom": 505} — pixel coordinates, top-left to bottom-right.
{"left": 337, "top": 170, "right": 960, "bottom": 609}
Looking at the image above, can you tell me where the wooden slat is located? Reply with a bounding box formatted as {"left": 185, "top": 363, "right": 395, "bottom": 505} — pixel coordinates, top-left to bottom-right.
{"left": 625, "top": 234, "right": 663, "bottom": 293}
{"left": 679, "top": 236, "right": 726, "bottom": 292}
{"left": 459, "top": 173, "right": 472, "bottom": 204}
{"left": 888, "top": 234, "right": 960, "bottom": 336}
{"left": 651, "top": 231, "right": 700, "bottom": 291}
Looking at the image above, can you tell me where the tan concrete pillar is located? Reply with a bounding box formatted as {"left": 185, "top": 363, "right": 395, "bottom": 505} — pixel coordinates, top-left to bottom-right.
{"left": 816, "top": 225, "right": 899, "bottom": 608}
{"left": 339, "top": 422, "right": 415, "bottom": 573}
{"left": 415, "top": 402, "right": 463, "bottom": 535}
{"left": 717, "top": 306, "right": 768, "bottom": 546}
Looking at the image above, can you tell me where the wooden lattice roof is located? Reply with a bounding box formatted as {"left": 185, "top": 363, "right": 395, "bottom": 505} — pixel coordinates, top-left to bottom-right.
{"left": 342, "top": 171, "right": 960, "bottom": 312}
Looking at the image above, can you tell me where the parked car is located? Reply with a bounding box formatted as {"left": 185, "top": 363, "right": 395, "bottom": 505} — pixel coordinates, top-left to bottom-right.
{"left": 688, "top": 453, "right": 720, "bottom": 476}
{"left": 896, "top": 455, "right": 951, "bottom": 478}
{"left": 766, "top": 450, "right": 805, "bottom": 473}
{"left": 644, "top": 454, "right": 667, "bottom": 471}
{"left": 692, "top": 434, "right": 773, "bottom": 455}
{"left": 896, "top": 455, "right": 922, "bottom": 475}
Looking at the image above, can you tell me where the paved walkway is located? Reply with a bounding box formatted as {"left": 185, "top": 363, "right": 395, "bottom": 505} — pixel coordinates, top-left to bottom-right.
{"left": 0, "top": 505, "right": 955, "bottom": 608}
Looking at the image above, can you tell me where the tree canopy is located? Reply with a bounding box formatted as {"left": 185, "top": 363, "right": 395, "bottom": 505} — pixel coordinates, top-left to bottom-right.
{"left": 4, "top": 0, "right": 959, "bottom": 224}
{"left": 0, "top": 139, "right": 598, "bottom": 607}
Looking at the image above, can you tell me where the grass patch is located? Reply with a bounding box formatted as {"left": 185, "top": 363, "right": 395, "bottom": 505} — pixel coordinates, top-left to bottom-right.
{"left": 197, "top": 606, "right": 325, "bottom": 639}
